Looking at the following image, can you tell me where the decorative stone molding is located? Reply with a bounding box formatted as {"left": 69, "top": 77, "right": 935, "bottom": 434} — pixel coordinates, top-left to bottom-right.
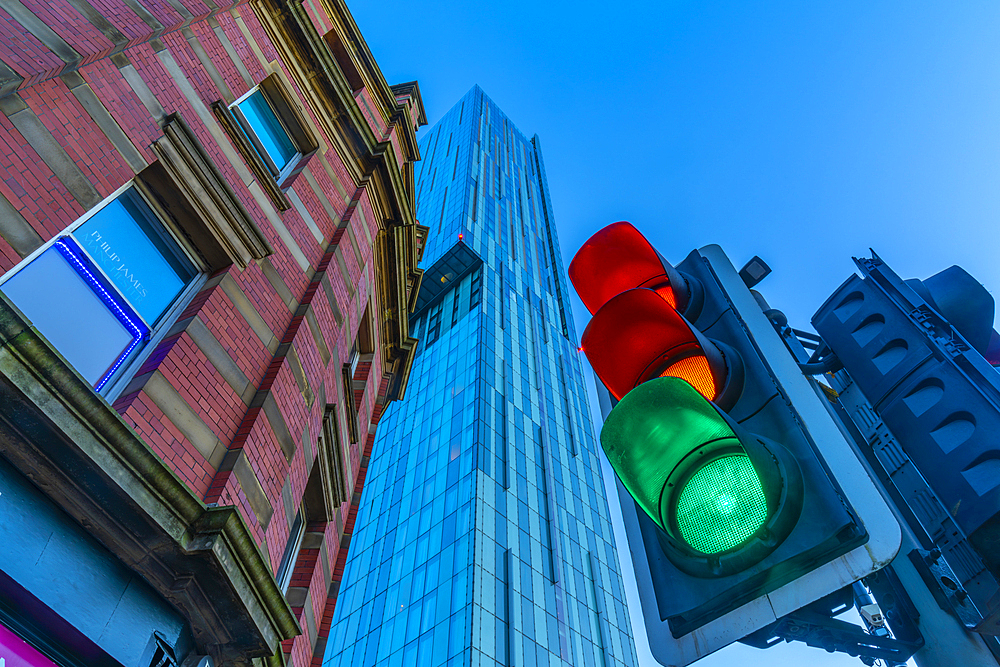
{"left": 250, "top": 0, "right": 429, "bottom": 402}
{"left": 149, "top": 113, "right": 273, "bottom": 270}
{"left": 310, "top": 404, "right": 349, "bottom": 520}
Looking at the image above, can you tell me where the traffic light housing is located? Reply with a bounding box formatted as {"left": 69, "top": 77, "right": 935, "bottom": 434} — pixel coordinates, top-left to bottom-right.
{"left": 571, "top": 223, "right": 900, "bottom": 663}
{"left": 813, "top": 254, "right": 1000, "bottom": 583}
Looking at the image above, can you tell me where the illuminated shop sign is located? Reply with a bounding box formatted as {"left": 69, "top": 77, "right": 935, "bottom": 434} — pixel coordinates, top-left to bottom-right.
{"left": 54, "top": 237, "right": 149, "bottom": 390}
{"left": 0, "top": 189, "right": 193, "bottom": 392}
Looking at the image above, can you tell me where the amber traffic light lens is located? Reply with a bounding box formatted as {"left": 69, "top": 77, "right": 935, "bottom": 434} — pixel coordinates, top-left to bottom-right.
{"left": 659, "top": 355, "right": 717, "bottom": 401}
{"left": 581, "top": 289, "right": 726, "bottom": 402}
{"left": 653, "top": 284, "right": 678, "bottom": 309}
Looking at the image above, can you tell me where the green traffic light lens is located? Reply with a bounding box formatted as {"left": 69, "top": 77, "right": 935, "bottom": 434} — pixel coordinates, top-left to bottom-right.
{"left": 675, "top": 454, "right": 768, "bottom": 554}
{"left": 600, "top": 377, "right": 735, "bottom": 533}
{"left": 602, "top": 377, "right": 803, "bottom": 577}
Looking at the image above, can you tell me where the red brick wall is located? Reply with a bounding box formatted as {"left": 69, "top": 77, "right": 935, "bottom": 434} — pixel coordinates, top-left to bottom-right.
{"left": 0, "top": 1, "right": 422, "bottom": 665}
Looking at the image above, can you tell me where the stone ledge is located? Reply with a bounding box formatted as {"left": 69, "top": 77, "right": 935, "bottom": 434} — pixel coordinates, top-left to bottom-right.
{"left": 0, "top": 296, "right": 299, "bottom": 667}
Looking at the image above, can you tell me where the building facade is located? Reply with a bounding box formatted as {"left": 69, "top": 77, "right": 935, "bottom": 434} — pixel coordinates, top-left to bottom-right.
{"left": 0, "top": 2, "right": 425, "bottom": 667}
{"left": 325, "top": 87, "right": 637, "bottom": 667}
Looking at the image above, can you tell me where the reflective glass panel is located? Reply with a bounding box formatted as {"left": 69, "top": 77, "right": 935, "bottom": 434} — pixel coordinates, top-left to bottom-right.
{"left": 74, "top": 191, "right": 193, "bottom": 324}
{"left": 237, "top": 90, "right": 296, "bottom": 171}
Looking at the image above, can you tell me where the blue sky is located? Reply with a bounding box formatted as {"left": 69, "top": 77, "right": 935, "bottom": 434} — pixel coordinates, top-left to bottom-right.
{"left": 351, "top": 2, "right": 1000, "bottom": 664}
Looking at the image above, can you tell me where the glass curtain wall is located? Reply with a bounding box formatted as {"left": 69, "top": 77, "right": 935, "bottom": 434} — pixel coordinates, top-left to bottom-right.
{"left": 325, "top": 86, "right": 637, "bottom": 667}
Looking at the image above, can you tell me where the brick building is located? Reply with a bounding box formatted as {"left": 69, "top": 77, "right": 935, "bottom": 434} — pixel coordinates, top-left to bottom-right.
{"left": 0, "top": 1, "right": 425, "bottom": 667}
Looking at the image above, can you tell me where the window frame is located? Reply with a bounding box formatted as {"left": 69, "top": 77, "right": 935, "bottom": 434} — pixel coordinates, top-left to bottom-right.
{"left": 229, "top": 86, "right": 300, "bottom": 183}
{"left": 212, "top": 74, "right": 319, "bottom": 212}
{"left": 318, "top": 404, "right": 349, "bottom": 508}
{"left": 0, "top": 180, "right": 208, "bottom": 400}
{"left": 427, "top": 303, "right": 442, "bottom": 345}
{"left": 469, "top": 268, "right": 482, "bottom": 311}
{"left": 340, "top": 363, "right": 359, "bottom": 444}
{"left": 274, "top": 511, "right": 306, "bottom": 594}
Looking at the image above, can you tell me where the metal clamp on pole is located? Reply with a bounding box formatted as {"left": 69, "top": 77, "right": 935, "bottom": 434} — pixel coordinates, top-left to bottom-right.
{"left": 740, "top": 583, "right": 923, "bottom": 665}
{"left": 909, "top": 548, "right": 997, "bottom": 634}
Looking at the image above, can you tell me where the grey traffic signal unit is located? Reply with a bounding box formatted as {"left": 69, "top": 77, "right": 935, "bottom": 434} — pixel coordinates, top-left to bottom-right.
{"left": 813, "top": 252, "right": 1000, "bottom": 644}
{"left": 576, "top": 234, "right": 900, "bottom": 667}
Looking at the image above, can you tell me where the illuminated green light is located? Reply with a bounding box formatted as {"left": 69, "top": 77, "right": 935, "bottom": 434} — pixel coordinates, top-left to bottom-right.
{"left": 675, "top": 454, "right": 768, "bottom": 554}
{"left": 602, "top": 377, "right": 802, "bottom": 576}
{"left": 601, "top": 376, "right": 738, "bottom": 532}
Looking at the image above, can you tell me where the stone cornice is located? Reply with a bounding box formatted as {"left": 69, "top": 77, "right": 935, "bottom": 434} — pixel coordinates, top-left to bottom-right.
{"left": 150, "top": 112, "right": 276, "bottom": 267}
{"left": 319, "top": 0, "right": 417, "bottom": 140}
{"left": 389, "top": 81, "right": 427, "bottom": 165}
{"left": 252, "top": 0, "right": 423, "bottom": 206}
{"left": 248, "top": 0, "right": 426, "bottom": 404}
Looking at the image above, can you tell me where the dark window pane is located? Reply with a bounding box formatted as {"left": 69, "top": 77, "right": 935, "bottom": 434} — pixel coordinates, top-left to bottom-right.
{"left": 2, "top": 245, "right": 134, "bottom": 385}
{"left": 238, "top": 90, "right": 296, "bottom": 171}
{"left": 74, "top": 192, "right": 192, "bottom": 324}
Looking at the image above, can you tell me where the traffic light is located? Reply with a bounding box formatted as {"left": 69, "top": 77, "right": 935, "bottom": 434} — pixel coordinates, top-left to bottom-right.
{"left": 570, "top": 223, "right": 900, "bottom": 663}
{"left": 599, "top": 376, "right": 803, "bottom": 579}
{"left": 813, "top": 254, "right": 1000, "bottom": 585}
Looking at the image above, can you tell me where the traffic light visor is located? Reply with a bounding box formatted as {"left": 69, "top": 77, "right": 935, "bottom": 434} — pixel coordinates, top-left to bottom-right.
{"left": 569, "top": 221, "right": 689, "bottom": 314}
{"left": 581, "top": 288, "right": 726, "bottom": 402}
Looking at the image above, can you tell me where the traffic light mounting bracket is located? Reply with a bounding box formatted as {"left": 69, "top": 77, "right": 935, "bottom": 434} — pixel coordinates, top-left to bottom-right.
{"left": 740, "top": 581, "right": 922, "bottom": 664}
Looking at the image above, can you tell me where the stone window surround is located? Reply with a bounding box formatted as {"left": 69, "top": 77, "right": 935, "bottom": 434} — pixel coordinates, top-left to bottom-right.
{"left": 212, "top": 74, "right": 320, "bottom": 213}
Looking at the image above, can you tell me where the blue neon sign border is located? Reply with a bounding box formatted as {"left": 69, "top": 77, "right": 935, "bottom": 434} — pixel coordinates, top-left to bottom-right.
{"left": 54, "top": 237, "right": 150, "bottom": 391}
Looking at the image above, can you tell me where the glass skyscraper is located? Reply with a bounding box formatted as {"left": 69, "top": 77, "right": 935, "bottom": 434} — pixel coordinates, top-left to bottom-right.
{"left": 324, "top": 86, "right": 637, "bottom": 667}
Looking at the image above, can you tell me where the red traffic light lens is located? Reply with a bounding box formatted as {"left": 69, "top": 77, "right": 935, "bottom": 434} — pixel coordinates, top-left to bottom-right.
{"left": 581, "top": 288, "right": 727, "bottom": 402}
{"left": 569, "top": 221, "right": 689, "bottom": 315}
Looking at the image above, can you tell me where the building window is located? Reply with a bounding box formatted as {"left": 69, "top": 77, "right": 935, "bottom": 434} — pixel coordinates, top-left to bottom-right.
{"left": 341, "top": 363, "right": 360, "bottom": 444}
{"left": 427, "top": 303, "right": 442, "bottom": 345}
{"left": 231, "top": 88, "right": 299, "bottom": 181}
{"left": 469, "top": 268, "right": 482, "bottom": 312}
{"left": 318, "top": 404, "right": 350, "bottom": 507}
{"left": 274, "top": 511, "right": 306, "bottom": 593}
{"left": 451, "top": 283, "right": 462, "bottom": 326}
{"left": 0, "top": 185, "right": 201, "bottom": 394}
{"left": 212, "top": 75, "right": 319, "bottom": 211}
